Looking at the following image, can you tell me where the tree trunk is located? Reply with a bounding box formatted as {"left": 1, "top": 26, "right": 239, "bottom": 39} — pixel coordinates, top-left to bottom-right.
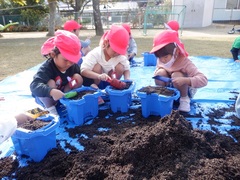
{"left": 74, "top": 0, "right": 81, "bottom": 21}
{"left": 92, "top": 0, "right": 104, "bottom": 36}
{"left": 46, "top": 0, "right": 57, "bottom": 36}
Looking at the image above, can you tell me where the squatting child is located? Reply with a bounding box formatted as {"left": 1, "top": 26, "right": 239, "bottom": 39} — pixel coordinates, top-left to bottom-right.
{"left": 150, "top": 30, "right": 208, "bottom": 112}
{"left": 80, "top": 25, "right": 131, "bottom": 89}
{"left": 30, "top": 30, "right": 83, "bottom": 115}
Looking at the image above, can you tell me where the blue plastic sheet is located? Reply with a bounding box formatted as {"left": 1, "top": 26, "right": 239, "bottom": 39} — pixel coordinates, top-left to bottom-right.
{"left": 0, "top": 56, "right": 240, "bottom": 162}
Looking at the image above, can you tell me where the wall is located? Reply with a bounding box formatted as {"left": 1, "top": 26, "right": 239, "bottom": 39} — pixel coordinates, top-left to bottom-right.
{"left": 173, "top": 0, "right": 214, "bottom": 28}
{"left": 213, "top": 0, "right": 240, "bottom": 21}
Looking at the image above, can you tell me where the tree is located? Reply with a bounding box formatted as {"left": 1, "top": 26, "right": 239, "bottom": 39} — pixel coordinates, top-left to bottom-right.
{"left": 62, "top": 0, "right": 91, "bottom": 20}
{"left": 46, "top": 0, "right": 56, "bottom": 36}
{"left": 2, "top": 0, "right": 55, "bottom": 36}
{"left": 63, "top": 0, "right": 104, "bottom": 36}
{"left": 92, "top": 0, "right": 104, "bottom": 36}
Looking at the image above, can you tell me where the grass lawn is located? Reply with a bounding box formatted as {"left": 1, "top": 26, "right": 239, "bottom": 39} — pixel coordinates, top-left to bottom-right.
{"left": 0, "top": 26, "right": 236, "bottom": 81}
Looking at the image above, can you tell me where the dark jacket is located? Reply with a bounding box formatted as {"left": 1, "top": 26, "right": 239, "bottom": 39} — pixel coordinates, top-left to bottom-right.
{"left": 30, "top": 58, "right": 80, "bottom": 97}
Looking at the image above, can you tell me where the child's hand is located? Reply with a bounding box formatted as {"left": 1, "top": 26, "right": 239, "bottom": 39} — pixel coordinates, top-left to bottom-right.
{"left": 15, "top": 113, "right": 34, "bottom": 125}
{"left": 172, "top": 77, "right": 190, "bottom": 87}
{"left": 98, "top": 73, "right": 111, "bottom": 81}
{"left": 128, "top": 53, "right": 136, "bottom": 59}
{"left": 50, "top": 89, "right": 65, "bottom": 101}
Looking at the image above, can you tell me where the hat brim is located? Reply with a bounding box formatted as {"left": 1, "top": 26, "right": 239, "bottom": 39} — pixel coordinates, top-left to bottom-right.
{"left": 150, "top": 43, "right": 169, "bottom": 54}
{"left": 41, "top": 37, "right": 55, "bottom": 55}
{"left": 164, "top": 23, "right": 171, "bottom": 30}
{"left": 59, "top": 47, "right": 81, "bottom": 64}
{"left": 110, "top": 41, "right": 126, "bottom": 55}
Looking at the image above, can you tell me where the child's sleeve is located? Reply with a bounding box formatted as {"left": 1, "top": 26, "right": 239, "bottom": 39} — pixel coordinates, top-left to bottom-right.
{"left": 184, "top": 60, "right": 208, "bottom": 88}
{"left": 0, "top": 116, "right": 17, "bottom": 144}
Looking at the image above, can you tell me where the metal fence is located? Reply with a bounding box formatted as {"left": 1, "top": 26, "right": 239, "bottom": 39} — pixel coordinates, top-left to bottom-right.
{"left": 1, "top": 6, "right": 239, "bottom": 31}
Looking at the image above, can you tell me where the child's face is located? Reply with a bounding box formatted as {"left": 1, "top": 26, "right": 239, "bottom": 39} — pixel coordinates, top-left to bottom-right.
{"left": 73, "top": 29, "right": 80, "bottom": 37}
{"left": 158, "top": 54, "right": 173, "bottom": 64}
{"left": 104, "top": 40, "right": 120, "bottom": 58}
{"left": 54, "top": 54, "right": 74, "bottom": 72}
{"left": 107, "top": 46, "right": 119, "bottom": 58}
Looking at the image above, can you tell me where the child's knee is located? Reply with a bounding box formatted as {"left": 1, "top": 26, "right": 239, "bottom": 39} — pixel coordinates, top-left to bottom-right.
{"left": 72, "top": 73, "right": 83, "bottom": 87}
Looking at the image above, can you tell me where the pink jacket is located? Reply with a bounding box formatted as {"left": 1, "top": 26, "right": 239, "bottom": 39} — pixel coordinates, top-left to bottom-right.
{"left": 156, "top": 56, "right": 208, "bottom": 88}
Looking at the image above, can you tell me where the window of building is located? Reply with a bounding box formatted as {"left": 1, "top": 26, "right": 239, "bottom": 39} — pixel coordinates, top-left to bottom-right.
{"left": 227, "top": 0, "right": 240, "bottom": 9}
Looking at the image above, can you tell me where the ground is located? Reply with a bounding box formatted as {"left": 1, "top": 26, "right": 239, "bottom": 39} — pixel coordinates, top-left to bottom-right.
{"left": 1, "top": 87, "right": 240, "bottom": 179}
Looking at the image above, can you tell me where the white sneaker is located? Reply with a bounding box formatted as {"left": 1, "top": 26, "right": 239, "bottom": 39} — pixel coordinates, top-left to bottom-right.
{"left": 178, "top": 96, "right": 190, "bottom": 112}
{"left": 47, "top": 106, "right": 58, "bottom": 116}
{"left": 189, "top": 87, "right": 197, "bottom": 98}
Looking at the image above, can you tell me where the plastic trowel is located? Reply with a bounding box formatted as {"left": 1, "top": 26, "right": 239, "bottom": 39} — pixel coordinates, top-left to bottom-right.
{"left": 107, "top": 78, "right": 127, "bottom": 90}
{"left": 152, "top": 75, "right": 172, "bottom": 83}
{"left": 64, "top": 91, "right": 77, "bottom": 99}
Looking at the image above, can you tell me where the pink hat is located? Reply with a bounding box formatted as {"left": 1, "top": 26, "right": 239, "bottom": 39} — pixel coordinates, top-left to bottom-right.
{"left": 54, "top": 30, "right": 81, "bottom": 63}
{"left": 150, "top": 30, "right": 187, "bottom": 56}
{"left": 63, "top": 20, "right": 82, "bottom": 31}
{"left": 122, "top": 23, "right": 131, "bottom": 34}
{"left": 105, "top": 25, "right": 129, "bottom": 55}
{"left": 41, "top": 37, "right": 55, "bottom": 55}
{"left": 164, "top": 20, "right": 179, "bottom": 31}
{"left": 41, "top": 30, "right": 81, "bottom": 63}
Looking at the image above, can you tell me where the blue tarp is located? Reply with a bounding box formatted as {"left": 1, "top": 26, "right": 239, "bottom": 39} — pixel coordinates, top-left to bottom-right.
{"left": 0, "top": 56, "right": 240, "bottom": 164}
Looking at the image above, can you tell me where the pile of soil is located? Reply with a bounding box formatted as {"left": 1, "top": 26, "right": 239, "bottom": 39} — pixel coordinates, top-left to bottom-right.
{"left": 1, "top": 87, "right": 240, "bottom": 179}
{"left": 1, "top": 106, "right": 240, "bottom": 179}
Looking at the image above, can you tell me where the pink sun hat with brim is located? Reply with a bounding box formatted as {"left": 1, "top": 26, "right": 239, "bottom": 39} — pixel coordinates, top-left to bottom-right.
{"left": 150, "top": 30, "right": 188, "bottom": 56}
{"left": 41, "top": 37, "right": 55, "bottom": 55}
{"left": 164, "top": 20, "right": 180, "bottom": 31}
{"left": 54, "top": 30, "right": 81, "bottom": 63}
{"left": 122, "top": 23, "right": 131, "bottom": 34}
{"left": 63, "top": 20, "right": 82, "bottom": 31}
{"left": 105, "top": 25, "right": 129, "bottom": 55}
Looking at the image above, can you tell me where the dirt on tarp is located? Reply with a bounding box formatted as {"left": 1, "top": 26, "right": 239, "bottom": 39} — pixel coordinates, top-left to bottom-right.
{"left": 138, "top": 86, "right": 175, "bottom": 96}
{"left": 18, "top": 119, "right": 50, "bottom": 131}
{"left": 1, "top": 106, "right": 240, "bottom": 179}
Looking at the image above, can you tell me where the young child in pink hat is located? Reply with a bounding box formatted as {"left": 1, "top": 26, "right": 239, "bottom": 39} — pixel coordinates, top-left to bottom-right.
{"left": 80, "top": 25, "right": 130, "bottom": 89}
{"left": 30, "top": 30, "right": 83, "bottom": 115}
{"left": 122, "top": 23, "right": 137, "bottom": 65}
{"left": 63, "top": 20, "right": 91, "bottom": 64}
{"left": 164, "top": 20, "right": 180, "bottom": 32}
{"left": 151, "top": 30, "right": 208, "bottom": 112}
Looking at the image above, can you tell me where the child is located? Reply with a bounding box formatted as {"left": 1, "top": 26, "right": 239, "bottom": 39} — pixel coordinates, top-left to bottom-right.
{"left": 30, "top": 30, "right": 83, "bottom": 115}
{"left": 63, "top": 20, "right": 91, "bottom": 64}
{"left": 164, "top": 20, "right": 180, "bottom": 32}
{"left": 230, "top": 36, "right": 240, "bottom": 62}
{"left": 164, "top": 20, "right": 188, "bottom": 57}
{"left": 150, "top": 30, "right": 208, "bottom": 112}
{"left": 80, "top": 25, "right": 130, "bottom": 89}
{"left": 122, "top": 23, "right": 137, "bottom": 64}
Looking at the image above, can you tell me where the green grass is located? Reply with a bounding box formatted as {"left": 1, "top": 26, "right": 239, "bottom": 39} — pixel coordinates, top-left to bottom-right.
{"left": 0, "top": 31, "right": 235, "bottom": 81}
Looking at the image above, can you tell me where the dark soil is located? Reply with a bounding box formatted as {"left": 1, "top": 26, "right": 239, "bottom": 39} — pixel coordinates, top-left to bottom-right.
{"left": 18, "top": 119, "right": 50, "bottom": 131}
{"left": 70, "top": 90, "right": 97, "bottom": 100}
{"left": 1, "top": 87, "right": 240, "bottom": 179}
{"left": 18, "top": 107, "right": 52, "bottom": 130}
{"left": 138, "top": 86, "right": 175, "bottom": 96}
